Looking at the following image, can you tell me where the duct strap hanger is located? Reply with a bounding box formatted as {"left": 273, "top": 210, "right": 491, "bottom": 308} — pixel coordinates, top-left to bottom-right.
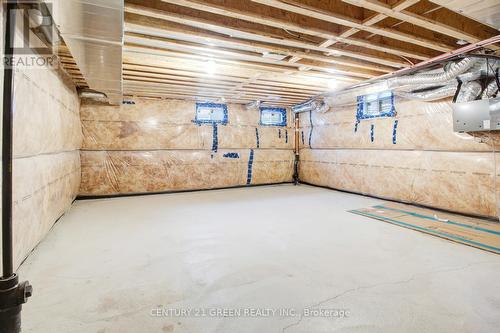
{"left": 452, "top": 77, "right": 463, "bottom": 103}
{"left": 494, "top": 67, "right": 500, "bottom": 95}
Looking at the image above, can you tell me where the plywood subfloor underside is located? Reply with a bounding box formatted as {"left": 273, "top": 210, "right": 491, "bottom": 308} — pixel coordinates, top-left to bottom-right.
{"left": 19, "top": 184, "right": 500, "bottom": 333}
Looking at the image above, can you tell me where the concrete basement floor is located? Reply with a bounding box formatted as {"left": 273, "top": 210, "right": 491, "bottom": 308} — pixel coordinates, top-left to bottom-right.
{"left": 18, "top": 184, "right": 500, "bottom": 333}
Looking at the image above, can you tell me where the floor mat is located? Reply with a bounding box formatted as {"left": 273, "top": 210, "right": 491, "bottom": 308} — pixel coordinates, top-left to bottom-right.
{"left": 350, "top": 202, "right": 500, "bottom": 254}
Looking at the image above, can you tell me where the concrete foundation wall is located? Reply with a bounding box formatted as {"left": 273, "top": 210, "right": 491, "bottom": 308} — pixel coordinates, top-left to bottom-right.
{"left": 298, "top": 97, "right": 499, "bottom": 217}
{"left": 80, "top": 98, "right": 294, "bottom": 195}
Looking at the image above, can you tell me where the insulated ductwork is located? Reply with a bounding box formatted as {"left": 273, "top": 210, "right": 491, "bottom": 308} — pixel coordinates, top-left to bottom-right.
{"left": 482, "top": 78, "right": 500, "bottom": 99}
{"left": 315, "top": 100, "right": 330, "bottom": 113}
{"left": 292, "top": 100, "right": 316, "bottom": 113}
{"left": 388, "top": 58, "right": 478, "bottom": 88}
{"left": 292, "top": 99, "right": 329, "bottom": 113}
{"left": 246, "top": 100, "right": 261, "bottom": 111}
{"left": 456, "top": 81, "right": 483, "bottom": 103}
{"left": 79, "top": 90, "right": 108, "bottom": 102}
{"left": 47, "top": 0, "right": 123, "bottom": 104}
{"left": 394, "top": 84, "right": 458, "bottom": 101}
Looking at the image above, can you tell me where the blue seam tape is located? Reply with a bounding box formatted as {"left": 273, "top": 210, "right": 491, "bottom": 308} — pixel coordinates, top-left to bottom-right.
{"left": 370, "top": 124, "right": 374, "bottom": 143}
{"left": 392, "top": 120, "right": 398, "bottom": 144}
{"left": 246, "top": 149, "right": 254, "bottom": 185}
{"left": 194, "top": 102, "right": 228, "bottom": 125}
{"left": 308, "top": 110, "right": 313, "bottom": 148}
{"left": 356, "top": 91, "right": 396, "bottom": 121}
{"left": 223, "top": 152, "right": 239, "bottom": 158}
{"left": 353, "top": 210, "right": 500, "bottom": 253}
{"left": 354, "top": 120, "right": 359, "bottom": 133}
{"left": 255, "top": 128, "right": 260, "bottom": 148}
{"left": 211, "top": 123, "right": 218, "bottom": 152}
{"left": 373, "top": 205, "right": 500, "bottom": 236}
{"left": 259, "top": 107, "right": 287, "bottom": 126}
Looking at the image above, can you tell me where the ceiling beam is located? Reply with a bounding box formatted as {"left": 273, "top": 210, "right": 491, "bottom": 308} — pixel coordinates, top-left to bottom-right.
{"left": 123, "top": 63, "right": 327, "bottom": 92}
{"left": 328, "top": 0, "right": 420, "bottom": 48}
{"left": 155, "top": 0, "right": 430, "bottom": 61}
{"left": 125, "top": 34, "right": 369, "bottom": 80}
{"left": 123, "top": 49, "right": 346, "bottom": 85}
{"left": 126, "top": 4, "right": 410, "bottom": 68}
{"left": 342, "top": 0, "right": 483, "bottom": 43}
{"left": 251, "top": 0, "right": 453, "bottom": 52}
{"left": 125, "top": 21, "right": 391, "bottom": 74}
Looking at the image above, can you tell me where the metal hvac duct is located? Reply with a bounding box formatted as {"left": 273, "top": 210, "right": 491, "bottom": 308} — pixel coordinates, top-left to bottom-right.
{"left": 292, "top": 99, "right": 329, "bottom": 113}
{"left": 47, "top": 0, "right": 123, "bottom": 104}
{"left": 387, "top": 57, "right": 478, "bottom": 88}
{"left": 482, "top": 77, "right": 500, "bottom": 98}
{"left": 394, "top": 84, "right": 459, "bottom": 102}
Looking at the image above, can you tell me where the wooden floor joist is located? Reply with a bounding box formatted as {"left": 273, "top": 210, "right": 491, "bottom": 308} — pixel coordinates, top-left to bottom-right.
{"left": 57, "top": 0, "right": 500, "bottom": 105}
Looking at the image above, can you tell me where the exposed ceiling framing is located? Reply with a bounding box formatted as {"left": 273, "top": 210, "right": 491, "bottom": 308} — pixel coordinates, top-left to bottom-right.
{"left": 60, "top": 0, "right": 500, "bottom": 106}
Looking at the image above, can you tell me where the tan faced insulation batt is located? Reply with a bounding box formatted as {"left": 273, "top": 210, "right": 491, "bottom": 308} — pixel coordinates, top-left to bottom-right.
{"left": 80, "top": 149, "right": 293, "bottom": 195}
{"left": 298, "top": 98, "right": 499, "bottom": 151}
{"left": 298, "top": 97, "right": 499, "bottom": 218}
{"left": 13, "top": 151, "right": 81, "bottom": 268}
{"left": 299, "top": 149, "right": 497, "bottom": 217}
{"left": 1, "top": 60, "right": 82, "bottom": 269}
{"left": 80, "top": 98, "right": 295, "bottom": 196}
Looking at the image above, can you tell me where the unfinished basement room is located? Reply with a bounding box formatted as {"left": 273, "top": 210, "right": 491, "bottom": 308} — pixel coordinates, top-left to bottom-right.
{"left": 1, "top": 0, "right": 500, "bottom": 332}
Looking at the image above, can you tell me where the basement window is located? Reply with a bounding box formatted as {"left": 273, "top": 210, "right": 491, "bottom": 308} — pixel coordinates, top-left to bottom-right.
{"left": 356, "top": 91, "right": 396, "bottom": 120}
{"left": 194, "top": 102, "right": 228, "bottom": 124}
{"left": 260, "top": 107, "right": 287, "bottom": 126}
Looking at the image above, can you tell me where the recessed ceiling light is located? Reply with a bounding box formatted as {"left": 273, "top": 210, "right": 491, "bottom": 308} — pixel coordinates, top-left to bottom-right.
{"left": 456, "top": 39, "right": 468, "bottom": 45}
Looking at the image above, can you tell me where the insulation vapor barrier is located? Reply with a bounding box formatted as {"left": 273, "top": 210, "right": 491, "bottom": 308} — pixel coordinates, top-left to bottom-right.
{"left": 300, "top": 148, "right": 497, "bottom": 217}
{"left": 2, "top": 49, "right": 82, "bottom": 269}
{"left": 80, "top": 149, "right": 293, "bottom": 195}
{"left": 13, "top": 152, "right": 80, "bottom": 268}
{"left": 80, "top": 98, "right": 295, "bottom": 196}
{"left": 297, "top": 58, "right": 500, "bottom": 218}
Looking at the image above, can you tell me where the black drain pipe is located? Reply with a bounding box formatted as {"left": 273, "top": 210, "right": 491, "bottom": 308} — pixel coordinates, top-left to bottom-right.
{"left": 0, "top": 1, "right": 32, "bottom": 332}
{"left": 293, "top": 112, "right": 299, "bottom": 184}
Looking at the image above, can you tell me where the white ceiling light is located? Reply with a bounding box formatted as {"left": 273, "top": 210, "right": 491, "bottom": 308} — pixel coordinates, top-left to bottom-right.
{"left": 205, "top": 60, "right": 216, "bottom": 75}
{"left": 328, "top": 79, "right": 338, "bottom": 90}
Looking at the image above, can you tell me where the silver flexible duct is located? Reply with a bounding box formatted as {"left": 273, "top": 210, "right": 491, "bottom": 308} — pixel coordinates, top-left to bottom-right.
{"left": 456, "top": 81, "right": 483, "bottom": 103}
{"left": 482, "top": 78, "right": 499, "bottom": 99}
{"left": 315, "top": 100, "right": 330, "bottom": 113}
{"left": 394, "top": 84, "right": 458, "bottom": 101}
{"left": 292, "top": 101, "right": 315, "bottom": 113}
{"left": 292, "top": 99, "right": 326, "bottom": 113}
{"left": 79, "top": 91, "right": 108, "bottom": 102}
{"left": 388, "top": 58, "right": 477, "bottom": 88}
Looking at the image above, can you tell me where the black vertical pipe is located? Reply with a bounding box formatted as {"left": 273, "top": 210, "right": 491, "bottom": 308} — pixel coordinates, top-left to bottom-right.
{"left": 2, "top": 0, "right": 16, "bottom": 278}
{"left": 0, "top": 3, "right": 32, "bottom": 332}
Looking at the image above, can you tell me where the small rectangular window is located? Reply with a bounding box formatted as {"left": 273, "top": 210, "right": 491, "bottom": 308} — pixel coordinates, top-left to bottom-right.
{"left": 260, "top": 107, "right": 287, "bottom": 126}
{"left": 195, "top": 102, "right": 228, "bottom": 124}
{"left": 357, "top": 91, "right": 395, "bottom": 120}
